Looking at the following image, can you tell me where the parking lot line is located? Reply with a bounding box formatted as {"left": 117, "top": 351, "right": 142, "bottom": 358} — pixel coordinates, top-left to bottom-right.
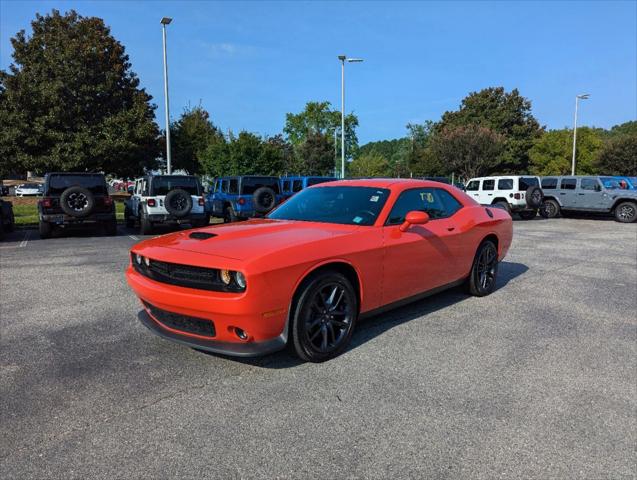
{"left": 128, "top": 235, "right": 139, "bottom": 241}
{"left": 19, "top": 231, "right": 30, "bottom": 248}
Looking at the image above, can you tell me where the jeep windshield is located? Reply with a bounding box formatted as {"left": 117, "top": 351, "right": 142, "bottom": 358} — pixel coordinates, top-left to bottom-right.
{"left": 241, "top": 177, "right": 280, "bottom": 195}
{"left": 151, "top": 176, "right": 201, "bottom": 196}
{"left": 47, "top": 174, "right": 107, "bottom": 196}
{"left": 268, "top": 186, "right": 390, "bottom": 226}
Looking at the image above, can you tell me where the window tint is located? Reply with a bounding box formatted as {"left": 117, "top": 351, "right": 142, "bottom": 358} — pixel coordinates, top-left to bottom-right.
{"left": 282, "top": 180, "right": 290, "bottom": 191}
{"left": 561, "top": 178, "right": 576, "bottom": 190}
{"left": 519, "top": 177, "right": 539, "bottom": 190}
{"left": 307, "top": 177, "right": 336, "bottom": 187}
{"left": 240, "top": 177, "right": 281, "bottom": 194}
{"left": 541, "top": 178, "right": 557, "bottom": 189}
{"left": 465, "top": 180, "right": 480, "bottom": 191}
{"left": 580, "top": 178, "right": 600, "bottom": 191}
{"left": 151, "top": 176, "right": 201, "bottom": 196}
{"left": 47, "top": 174, "right": 107, "bottom": 195}
{"left": 498, "top": 179, "right": 513, "bottom": 190}
{"left": 292, "top": 180, "right": 303, "bottom": 192}
{"left": 386, "top": 188, "right": 462, "bottom": 225}
{"left": 482, "top": 179, "right": 495, "bottom": 191}
{"left": 228, "top": 179, "right": 239, "bottom": 194}
{"left": 221, "top": 180, "right": 229, "bottom": 193}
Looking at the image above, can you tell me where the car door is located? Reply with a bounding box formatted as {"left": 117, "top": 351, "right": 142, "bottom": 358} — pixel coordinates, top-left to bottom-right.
{"left": 577, "top": 177, "right": 605, "bottom": 211}
{"left": 212, "top": 180, "right": 226, "bottom": 215}
{"left": 481, "top": 179, "right": 495, "bottom": 204}
{"left": 382, "top": 187, "right": 464, "bottom": 304}
{"left": 558, "top": 178, "right": 578, "bottom": 208}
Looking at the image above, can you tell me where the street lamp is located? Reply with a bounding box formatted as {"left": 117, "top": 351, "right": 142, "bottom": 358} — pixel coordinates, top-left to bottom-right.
{"left": 571, "top": 93, "right": 590, "bottom": 176}
{"left": 338, "top": 55, "right": 363, "bottom": 179}
{"left": 161, "top": 17, "right": 173, "bottom": 174}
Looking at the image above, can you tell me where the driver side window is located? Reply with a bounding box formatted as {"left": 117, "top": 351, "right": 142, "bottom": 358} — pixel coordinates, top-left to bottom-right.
{"left": 386, "top": 188, "right": 462, "bottom": 225}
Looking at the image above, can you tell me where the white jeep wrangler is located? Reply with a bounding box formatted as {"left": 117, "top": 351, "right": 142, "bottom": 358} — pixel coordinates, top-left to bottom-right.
{"left": 464, "top": 175, "right": 543, "bottom": 219}
{"left": 124, "top": 175, "right": 209, "bottom": 234}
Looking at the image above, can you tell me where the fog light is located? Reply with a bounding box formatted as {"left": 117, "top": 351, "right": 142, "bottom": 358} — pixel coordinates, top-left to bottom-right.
{"left": 235, "top": 328, "right": 248, "bottom": 340}
{"left": 220, "top": 269, "right": 232, "bottom": 285}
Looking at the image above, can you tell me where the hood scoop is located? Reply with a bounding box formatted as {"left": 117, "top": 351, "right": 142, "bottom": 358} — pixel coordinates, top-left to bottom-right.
{"left": 189, "top": 231, "right": 217, "bottom": 240}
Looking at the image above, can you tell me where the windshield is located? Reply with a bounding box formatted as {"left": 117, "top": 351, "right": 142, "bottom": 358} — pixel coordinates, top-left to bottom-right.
{"left": 151, "top": 176, "right": 201, "bottom": 196}
{"left": 240, "top": 177, "right": 280, "bottom": 195}
{"left": 268, "top": 186, "right": 390, "bottom": 226}
{"left": 47, "top": 175, "right": 107, "bottom": 195}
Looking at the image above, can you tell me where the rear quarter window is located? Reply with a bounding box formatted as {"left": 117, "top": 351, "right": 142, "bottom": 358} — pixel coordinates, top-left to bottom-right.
{"left": 561, "top": 179, "right": 577, "bottom": 190}
{"left": 498, "top": 179, "right": 513, "bottom": 190}
{"left": 519, "top": 177, "right": 539, "bottom": 190}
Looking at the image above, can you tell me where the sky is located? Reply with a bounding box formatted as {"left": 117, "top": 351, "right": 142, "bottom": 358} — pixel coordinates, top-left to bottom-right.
{"left": 1, "top": 0, "right": 635, "bottom": 144}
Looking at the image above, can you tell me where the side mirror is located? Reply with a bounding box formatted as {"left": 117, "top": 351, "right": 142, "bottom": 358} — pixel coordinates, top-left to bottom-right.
{"left": 399, "top": 210, "right": 430, "bottom": 232}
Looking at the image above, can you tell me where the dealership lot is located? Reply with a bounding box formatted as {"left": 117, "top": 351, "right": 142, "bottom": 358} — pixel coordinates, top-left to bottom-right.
{"left": 1, "top": 219, "right": 635, "bottom": 479}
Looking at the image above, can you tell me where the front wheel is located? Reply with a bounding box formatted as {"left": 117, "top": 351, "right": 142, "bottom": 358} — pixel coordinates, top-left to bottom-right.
{"left": 124, "top": 207, "right": 135, "bottom": 228}
{"left": 223, "top": 206, "right": 238, "bottom": 223}
{"left": 467, "top": 240, "right": 499, "bottom": 297}
{"left": 104, "top": 219, "right": 117, "bottom": 236}
{"left": 39, "top": 220, "right": 53, "bottom": 239}
{"left": 614, "top": 201, "right": 637, "bottom": 223}
{"left": 290, "top": 271, "right": 358, "bottom": 362}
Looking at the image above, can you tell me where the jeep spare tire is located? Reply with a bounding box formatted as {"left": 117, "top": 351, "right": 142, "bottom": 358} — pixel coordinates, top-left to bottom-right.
{"left": 526, "top": 186, "right": 543, "bottom": 209}
{"left": 60, "top": 186, "right": 95, "bottom": 218}
{"left": 165, "top": 189, "right": 193, "bottom": 218}
{"left": 253, "top": 187, "right": 277, "bottom": 213}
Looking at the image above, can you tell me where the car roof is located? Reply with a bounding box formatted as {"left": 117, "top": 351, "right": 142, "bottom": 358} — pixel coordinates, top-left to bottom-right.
{"left": 316, "top": 178, "right": 453, "bottom": 190}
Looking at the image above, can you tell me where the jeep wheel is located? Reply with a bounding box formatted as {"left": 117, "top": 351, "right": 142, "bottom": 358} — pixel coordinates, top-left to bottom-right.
{"left": 223, "top": 206, "right": 238, "bottom": 223}
{"left": 104, "top": 219, "right": 117, "bottom": 236}
{"left": 539, "top": 199, "right": 560, "bottom": 219}
{"left": 253, "top": 187, "right": 277, "bottom": 214}
{"left": 60, "top": 186, "right": 95, "bottom": 218}
{"left": 5, "top": 210, "right": 15, "bottom": 232}
{"left": 39, "top": 220, "right": 53, "bottom": 239}
{"left": 614, "top": 201, "right": 637, "bottom": 223}
{"left": 165, "top": 189, "right": 193, "bottom": 218}
{"left": 518, "top": 210, "right": 537, "bottom": 220}
{"left": 493, "top": 201, "right": 511, "bottom": 214}
{"left": 140, "top": 212, "right": 153, "bottom": 235}
{"left": 124, "top": 207, "right": 135, "bottom": 228}
{"left": 526, "top": 186, "right": 543, "bottom": 209}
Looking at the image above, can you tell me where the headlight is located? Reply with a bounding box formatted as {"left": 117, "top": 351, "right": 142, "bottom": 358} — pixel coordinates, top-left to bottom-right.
{"left": 135, "top": 254, "right": 143, "bottom": 265}
{"left": 144, "top": 257, "right": 150, "bottom": 267}
{"left": 220, "top": 269, "right": 232, "bottom": 285}
{"left": 234, "top": 271, "right": 246, "bottom": 289}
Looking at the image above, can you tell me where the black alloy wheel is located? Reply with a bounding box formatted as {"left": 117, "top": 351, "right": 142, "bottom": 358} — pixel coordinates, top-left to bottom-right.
{"left": 60, "top": 186, "right": 95, "bottom": 217}
{"left": 291, "top": 271, "right": 357, "bottom": 362}
{"left": 539, "top": 199, "right": 560, "bottom": 219}
{"left": 467, "top": 241, "right": 499, "bottom": 297}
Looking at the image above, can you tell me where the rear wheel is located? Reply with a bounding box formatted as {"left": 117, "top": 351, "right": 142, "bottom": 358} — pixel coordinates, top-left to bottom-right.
{"left": 140, "top": 211, "right": 153, "bottom": 235}
{"left": 223, "top": 205, "right": 238, "bottom": 223}
{"left": 539, "top": 199, "right": 560, "bottom": 219}
{"left": 5, "top": 210, "right": 15, "bottom": 232}
{"left": 290, "top": 271, "right": 358, "bottom": 362}
{"left": 124, "top": 207, "right": 135, "bottom": 228}
{"left": 518, "top": 210, "right": 537, "bottom": 220}
{"left": 614, "top": 201, "right": 637, "bottom": 223}
{"left": 467, "top": 241, "right": 499, "bottom": 297}
{"left": 39, "top": 220, "right": 53, "bottom": 239}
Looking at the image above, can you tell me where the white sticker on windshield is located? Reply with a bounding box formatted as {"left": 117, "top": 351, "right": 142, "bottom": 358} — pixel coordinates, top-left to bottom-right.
{"left": 370, "top": 195, "right": 380, "bottom": 202}
{"left": 353, "top": 216, "right": 363, "bottom": 224}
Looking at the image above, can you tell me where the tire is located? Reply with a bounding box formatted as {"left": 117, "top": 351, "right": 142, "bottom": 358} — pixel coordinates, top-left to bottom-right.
{"left": 526, "top": 186, "right": 543, "bottom": 209}
{"left": 140, "top": 211, "right": 153, "bottom": 235}
{"left": 614, "top": 201, "right": 637, "bottom": 223}
{"left": 59, "top": 186, "right": 95, "bottom": 218}
{"left": 194, "top": 214, "right": 210, "bottom": 228}
{"left": 5, "top": 210, "right": 15, "bottom": 232}
{"left": 223, "top": 205, "right": 238, "bottom": 223}
{"left": 253, "top": 187, "right": 277, "bottom": 214}
{"left": 164, "top": 189, "right": 193, "bottom": 218}
{"left": 290, "top": 271, "right": 358, "bottom": 362}
{"left": 539, "top": 199, "right": 560, "bottom": 219}
{"left": 124, "top": 207, "right": 135, "bottom": 228}
{"left": 467, "top": 240, "right": 499, "bottom": 297}
{"left": 493, "top": 200, "right": 511, "bottom": 214}
{"left": 39, "top": 220, "right": 53, "bottom": 239}
{"left": 518, "top": 210, "right": 537, "bottom": 220}
{"left": 104, "top": 219, "right": 117, "bottom": 236}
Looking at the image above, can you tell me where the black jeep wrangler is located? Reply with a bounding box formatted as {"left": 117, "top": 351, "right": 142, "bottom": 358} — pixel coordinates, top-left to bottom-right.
{"left": 38, "top": 172, "right": 117, "bottom": 239}
{"left": 0, "top": 185, "right": 16, "bottom": 240}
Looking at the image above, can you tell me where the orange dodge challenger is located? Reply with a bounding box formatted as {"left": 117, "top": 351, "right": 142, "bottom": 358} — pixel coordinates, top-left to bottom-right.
{"left": 127, "top": 179, "right": 512, "bottom": 362}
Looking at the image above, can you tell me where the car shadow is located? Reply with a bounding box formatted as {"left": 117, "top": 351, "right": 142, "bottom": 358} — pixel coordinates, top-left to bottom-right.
{"left": 201, "top": 261, "right": 529, "bottom": 369}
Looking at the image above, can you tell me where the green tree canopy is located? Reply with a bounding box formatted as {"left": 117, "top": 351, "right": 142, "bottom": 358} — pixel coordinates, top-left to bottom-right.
{"left": 0, "top": 10, "right": 159, "bottom": 177}
{"left": 529, "top": 127, "right": 603, "bottom": 175}
{"left": 348, "top": 152, "right": 391, "bottom": 178}
{"left": 430, "top": 125, "right": 504, "bottom": 180}
{"left": 296, "top": 132, "right": 335, "bottom": 176}
{"left": 595, "top": 134, "right": 637, "bottom": 176}
{"left": 167, "top": 105, "right": 223, "bottom": 174}
{"left": 437, "top": 87, "right": 543, "bottom": 173}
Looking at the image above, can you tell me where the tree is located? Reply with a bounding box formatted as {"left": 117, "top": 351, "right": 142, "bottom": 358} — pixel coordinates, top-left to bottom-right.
{"left": 348, "top": 152, "right": 391, "bottom": 178}
{"left": 595, "top": 134, "right": 637, "bottom": 176}
{"left": 529, "top": 128, "right": 603, "bottom": 175}
{"left": 296, "top": 132, "right": 335, "bottom": 176}
{"left": 437, "top": 87, "right": 543, "bottom": 173}
{"left": 0, "top": 10, "right": 159, "bottom": 177}
{"left": 168, "top": 105, "right": 223, "bottom": 174}
{"left": 430, "top": 125, "right": 504, "bottom": 180}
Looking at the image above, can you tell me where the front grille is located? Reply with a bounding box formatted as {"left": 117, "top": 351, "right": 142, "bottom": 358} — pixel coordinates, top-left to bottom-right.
{"left": 143, "top": 301, "right": 215, "bottom": 337}
{"left": 131, "top": 254, "right": 243, "bottom": 292}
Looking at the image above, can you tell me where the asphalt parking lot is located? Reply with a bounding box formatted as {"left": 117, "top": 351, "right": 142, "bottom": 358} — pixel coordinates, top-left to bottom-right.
{"left": 1, "top": 218, "right": 636, "bottom": 479}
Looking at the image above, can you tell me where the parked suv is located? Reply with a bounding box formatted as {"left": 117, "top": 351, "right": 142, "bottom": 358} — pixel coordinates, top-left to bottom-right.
{"left": 38, "top": 172, "right": 117, "bottom": 238}
{"left": 539, "top": 176, "right": 637, "bottom": 223}
{"left": 125, "top": 175, "right": 208, "bottom": 234}
{"left": 207, "top": 176, "right": 282, "bottom": 222}
{"left": 464, "top": 175, "right": 543, "bottom": 219}
{"left": 0, "top": 190, "right": 15, "bottom": 240}
{"left": 280, "top": 176, "right": 337, "bottom": 200}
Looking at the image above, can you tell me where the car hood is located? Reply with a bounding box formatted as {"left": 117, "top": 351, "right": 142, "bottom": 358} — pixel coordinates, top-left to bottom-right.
{"left": 136, "top": 219, "right": 360, "bottom": 261}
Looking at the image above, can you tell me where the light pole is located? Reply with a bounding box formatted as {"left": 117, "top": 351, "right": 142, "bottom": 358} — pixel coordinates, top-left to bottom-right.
{"left": 571, "top": 93, "right": 590, "bottom": 176}
{"left": 338, "top": 55, "right": 363, "bottom": 179}
{"left": 161, "top": 17, "right": 173, "bottom": 174}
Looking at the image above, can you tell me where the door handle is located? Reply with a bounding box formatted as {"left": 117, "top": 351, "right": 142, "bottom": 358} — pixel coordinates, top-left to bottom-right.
{"left": 560, "top": 192, "right": 566, "bottom": 195}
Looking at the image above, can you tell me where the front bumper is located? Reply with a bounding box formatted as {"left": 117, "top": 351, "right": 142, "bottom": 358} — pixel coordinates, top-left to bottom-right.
{"left": 138, "top": 309, "right": 286, "bottom": 357}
